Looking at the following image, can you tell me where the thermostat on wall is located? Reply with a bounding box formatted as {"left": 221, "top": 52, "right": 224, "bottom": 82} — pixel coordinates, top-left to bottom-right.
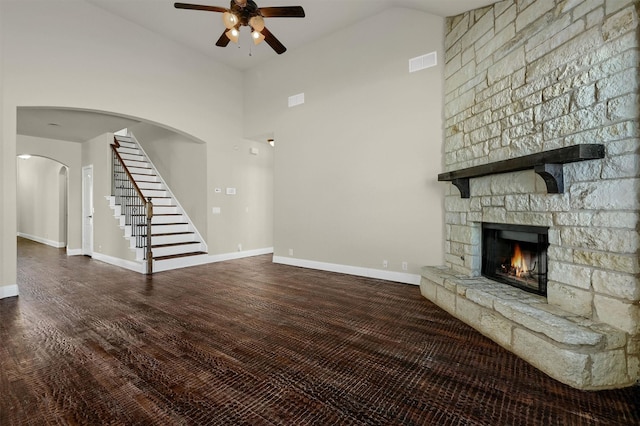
{"left": 226, "top": 187, "right": 237, "bottom": 195}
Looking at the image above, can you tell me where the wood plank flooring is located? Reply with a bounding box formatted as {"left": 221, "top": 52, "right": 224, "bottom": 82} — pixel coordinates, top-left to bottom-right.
{"left": 1, "top": 237, "right": 639, "bottom": 425}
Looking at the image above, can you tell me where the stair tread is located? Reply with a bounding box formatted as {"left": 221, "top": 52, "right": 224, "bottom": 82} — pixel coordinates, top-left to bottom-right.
{"left": 130, "top": 213, "right": 182, "bottom": 217}
{"left": 135, "top": 222, "right": 188, "bottom": 227}
{"left": 151, "top": 231, "right": 195, "bottom": 237}
{"left": 153, "top": 251, "right": 207, "bottom": 261}
{"left": 152, "top": 241, "right": 201, "bottom": 249}
{"left": 117, "top": 195, "right": 171, "bottom": 199}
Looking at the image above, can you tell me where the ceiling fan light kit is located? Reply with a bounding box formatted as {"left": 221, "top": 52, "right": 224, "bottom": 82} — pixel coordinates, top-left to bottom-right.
{"left": 225, "top": 27, "right": 240, "bottom": 43}
{"left": 252, "top": 31, "right": 266, "bottom": 45}
{"left": 174, "top": 1, "right": 305, "bottom": 55}
{"left": 222, "top": 11, "right": 238, "bottom": 29}
{"left": 248, "top": 15, "right": 265, "bottom": 32}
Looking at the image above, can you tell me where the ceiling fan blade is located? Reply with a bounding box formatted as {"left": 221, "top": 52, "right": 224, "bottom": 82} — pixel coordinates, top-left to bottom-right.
{"left": 261, "top": 26, "right": 286, "bottom": 54}
{"left": 215, "top": 29, "right": 231, "bottom": 47}
{"left": 174, "top": 3, "right": 227, "bottom": 13}
{"left": 259, "top": 6, "right": 305, "bottom": 18}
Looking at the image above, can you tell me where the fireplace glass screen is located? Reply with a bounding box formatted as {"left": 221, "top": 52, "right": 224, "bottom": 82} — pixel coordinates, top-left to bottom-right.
{"left": 482, "top": 223, "right": 549, "bottom": 296}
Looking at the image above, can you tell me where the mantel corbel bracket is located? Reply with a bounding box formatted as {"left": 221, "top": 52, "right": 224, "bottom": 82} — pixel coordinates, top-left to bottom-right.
{"left": 534, "top": 163, "right": 564, "bottom": 194}
{"left": 451, "top": 178, "right": 470, "bottom": 198}
{"left": 437, "top": 144, "right": 604, "bottom": 199}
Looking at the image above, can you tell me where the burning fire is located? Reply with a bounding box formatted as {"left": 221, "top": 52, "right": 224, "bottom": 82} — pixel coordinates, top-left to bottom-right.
{"left": 511, "top": 244, "right": 529, "bottom": 277}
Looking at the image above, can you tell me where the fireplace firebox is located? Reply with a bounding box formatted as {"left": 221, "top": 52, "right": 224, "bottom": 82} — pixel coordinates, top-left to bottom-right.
{"left": 481, "top": 223, "right": 549, "bottom": 296}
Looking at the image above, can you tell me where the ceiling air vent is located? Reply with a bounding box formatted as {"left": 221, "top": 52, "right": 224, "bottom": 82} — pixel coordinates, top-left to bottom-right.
{"left": 409, "top": 52, "right": 437, "bottom": 73}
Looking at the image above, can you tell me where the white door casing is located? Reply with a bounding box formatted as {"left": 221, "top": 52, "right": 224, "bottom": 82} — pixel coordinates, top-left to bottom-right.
{"left": 82, "top": 165, "right": 94, "bottom": 256}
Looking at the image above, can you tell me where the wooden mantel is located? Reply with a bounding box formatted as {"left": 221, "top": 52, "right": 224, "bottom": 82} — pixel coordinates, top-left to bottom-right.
{"left": 438, "top": 144, "right": 605, "bottom": 198}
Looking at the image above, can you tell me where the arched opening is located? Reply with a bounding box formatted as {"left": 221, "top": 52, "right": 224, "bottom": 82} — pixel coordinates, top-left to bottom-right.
{"left": 16, "top": 155, "right": 69, "bottom": 249}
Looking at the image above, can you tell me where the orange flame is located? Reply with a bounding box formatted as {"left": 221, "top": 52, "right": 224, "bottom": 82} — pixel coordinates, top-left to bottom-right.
{"left": 511, "top": 244, "right": 528, "bottom": 277}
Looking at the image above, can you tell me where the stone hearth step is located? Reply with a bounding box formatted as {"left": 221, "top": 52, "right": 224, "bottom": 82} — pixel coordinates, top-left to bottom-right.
{"left": 420, "top": 266, "right": 634, "bottom": 390}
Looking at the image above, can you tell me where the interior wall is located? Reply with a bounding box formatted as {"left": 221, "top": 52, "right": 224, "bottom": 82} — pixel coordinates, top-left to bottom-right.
{"left": 130, "top": 123, "right": 209, "bottom": 239}
{"left": 84, "top": 133, "right": 136, "bottom": 262}
{"left": 129, "top": 122, "right": 274, "bottom": 255}
{"left": 207, "top": 138, "right": 274, "bottom": 254}
{"left": 17, "top": 134, "right": 82, "bottom": 252}
{"left": 17, "top": 156, "right": 67, "bottom": 247}
{"left": 0, "top": 1, "right": 12, "bottom": 298}
{"left": 244, "top": 8, "right": 445, "bottom": 279}
{"left": 0, "top": 1, "right": 18, "bottom": 297}
{"left": 0, "top": 0, "right": 251, "bottom": 290}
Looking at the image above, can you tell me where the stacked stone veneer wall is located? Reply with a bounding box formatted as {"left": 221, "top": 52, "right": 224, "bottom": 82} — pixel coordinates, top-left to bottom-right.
{"left": 421, "top": 0, "right": 640, "bottom": 389}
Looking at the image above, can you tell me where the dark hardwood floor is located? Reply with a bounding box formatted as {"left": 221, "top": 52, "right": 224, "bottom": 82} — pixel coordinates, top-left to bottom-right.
{"left": 2, "top": 238, "right": 639, "bottom": 425}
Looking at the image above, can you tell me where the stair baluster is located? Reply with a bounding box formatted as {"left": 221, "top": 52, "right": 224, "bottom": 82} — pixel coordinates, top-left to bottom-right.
{"left": 111, "top": 138, "right": 154, "bottom": 274}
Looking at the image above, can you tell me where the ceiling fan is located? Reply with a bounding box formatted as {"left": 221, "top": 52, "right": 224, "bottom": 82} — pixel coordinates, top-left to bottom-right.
{"left": 174, "top": 1, "right": 305, "bottom": 54}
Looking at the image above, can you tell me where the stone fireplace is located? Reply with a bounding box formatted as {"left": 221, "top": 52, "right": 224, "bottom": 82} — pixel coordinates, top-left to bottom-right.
{"left": 420, "top": 0, "right": 639, "bottom": 389}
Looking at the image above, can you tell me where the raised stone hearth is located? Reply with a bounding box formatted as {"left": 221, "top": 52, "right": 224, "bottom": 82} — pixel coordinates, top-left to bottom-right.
{"left": 421, "top": 267, "right": 630, "bottom": 389}
{"left": 426, "top": 0, "right": 640, "bottom": 389}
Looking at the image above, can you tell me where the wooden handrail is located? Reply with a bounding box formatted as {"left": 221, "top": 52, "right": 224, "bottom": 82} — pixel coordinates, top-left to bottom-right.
{"left": 111, "top": 141, "right": 148, "bottom": 203}
{"left": 111, "top": 136, "right": 154, "bottom": 274}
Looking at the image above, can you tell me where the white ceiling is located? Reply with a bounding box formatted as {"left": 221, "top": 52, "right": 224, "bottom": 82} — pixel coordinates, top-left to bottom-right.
{"left": 18, "top": 0, "right": 497, "bottom": 145}
{"left": 18, "top": 108, "right": 140, "bottom": 143}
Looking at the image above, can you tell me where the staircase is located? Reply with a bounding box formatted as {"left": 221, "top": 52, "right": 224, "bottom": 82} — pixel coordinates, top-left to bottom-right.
{"left": 107, "top": 133, "right": 208, "bottom": 273}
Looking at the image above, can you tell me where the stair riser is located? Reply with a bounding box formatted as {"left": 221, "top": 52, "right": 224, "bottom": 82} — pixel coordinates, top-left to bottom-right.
{"left": 119, "top": 215, "right": 183, "bottom": 226}
{"left": 137, "top": 182, "right": 164, "bottom": 190}
{"left": 117, "top": 146, "right": 139, "bottom": 154}
{"left": 130, "top": 174, "right": 159, "bottom": 183}
{"left": 136, "top": 244, "right": 206, "bottom": 262}
{"left": 128, "top": 167, "right": 154, "bottom": 175}
{"left": 152, "top": 216, "right": 184, "bottom": 224}
{"left": 127, "top": 225, "right": 190, "bottom": 236}
{"left": 154, "top": 206, "right": 179, "bottom": 214}
{"left": 142, "top": 190, "right": 168, "bottom": 198}
{"left": 151, "top": 234, "right": 196, "bottom": 246}
{"left": 149, "top": 243, "right": 203, "bottom": 258}
{"left": 128, "top": 234, "right": 196, "bottom": 248}
{"left": 117, "top": 142, "right": 137, "bottom": 149}
{"left": 119, "top": 153, "right": 145, "bottom": 162}
{"left": 149, "top": 198, "right": 174, "bottom": 206}
{"left": 123, "top": 160, "right": 150, "bottom": 169}
{"left": 151, "top": 224, "right": 190, "bottom": 233}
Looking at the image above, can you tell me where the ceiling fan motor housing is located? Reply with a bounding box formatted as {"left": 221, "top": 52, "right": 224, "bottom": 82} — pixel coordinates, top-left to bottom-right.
{"left": 230, "top": 0, "right": 260, "bottom": 27}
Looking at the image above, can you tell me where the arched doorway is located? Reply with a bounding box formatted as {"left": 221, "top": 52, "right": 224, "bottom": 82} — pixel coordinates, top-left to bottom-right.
{"left": 16, "top": 155, "right": 69, "bottom": 249}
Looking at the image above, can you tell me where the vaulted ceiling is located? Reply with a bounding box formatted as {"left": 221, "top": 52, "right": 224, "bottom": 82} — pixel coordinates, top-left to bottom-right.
{"left": 86, "top": 0, "right": 498, "bottom": 70}
{"left": 17, "top": 0, "right": 497, "bottom": 143}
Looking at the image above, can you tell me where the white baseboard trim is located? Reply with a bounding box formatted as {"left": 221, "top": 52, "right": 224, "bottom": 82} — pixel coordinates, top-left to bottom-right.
{"left": 207, "top": 247, "right": 274, "bottom": 263}
{"left": 66, "top": 248, "right": 83, "bottom": 256}
{"left": 18, "top": 232, "right": 65, "bottom": 249}
{"left": 93, "top": 247, "right": 275, "bottom": 274}
{"left": 92, "top": 252, "right": 145, "bottom": 274}
{"left": 0, "top": 284, "right": 19, "bottom": 299}
{"left": 154, "top": 247, "right": 274, "bottom": 273}
{"left": 272, "top": 256, "right": 421, "bottom": 285}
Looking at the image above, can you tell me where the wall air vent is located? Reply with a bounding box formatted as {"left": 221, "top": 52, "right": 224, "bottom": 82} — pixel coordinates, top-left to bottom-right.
{"left": 409, "top": 52, "right": 437, "bottom": 73}
{"left": 288, "top": 93, "right": 305, "bottom": 108}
